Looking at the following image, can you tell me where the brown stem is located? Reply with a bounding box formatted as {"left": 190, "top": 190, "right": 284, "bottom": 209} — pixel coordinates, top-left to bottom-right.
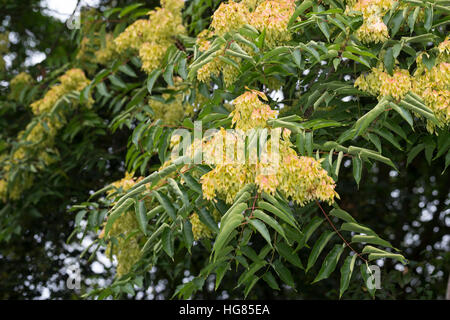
{"left": 315, "top": 200, "right": 367, "bottom": 263}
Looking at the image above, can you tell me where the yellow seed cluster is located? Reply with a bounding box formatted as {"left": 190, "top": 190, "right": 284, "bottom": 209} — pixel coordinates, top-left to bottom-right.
{"left": 347, "top": 0, "right": 394, "bottom": 44}
{"left": 413, "top": 47, "right": 450, "bottom": 127}
{"left": 355, "top": 39, "right": 450, "bottom": 128}
{"left": 95, "top": 34, "right": 118, "bottom": 65}
{"left": 250, "top": 0, "right": 296, "bottom": 47}
{"left": 0, "top": 32, "right": 8, "bottom": 71}
{"left": 200, "top": 90, "right": 338, "bottom": 205}
{"left": 190, "top": 212, "right": 214, "bottom": 240}
{"left": 242, "top": 0, "right": 264, "bottom": 11}
{"left": 0, "top": 174, "right": 34, "bottom": 202}
{"left": 114, "top": 0, "right": 185, "bottom": 74}
{"left": 196, "top": 29, "right": 214, "bottom": 52}
{"left": 211, "top": 1, "right": 250, "bottom": 36}
{"left": 197, "top": 0, "right": 296, "bottom": 86}
{"left": 355, "top": 65, "right": 412, "bottom": 101}
{"left": 107, "top": 171, "right": 143, "bottom": 198}
{"left": 0, "top": 69, "right": 91, "bottom": 202}
{"left": 105, "top": 209, "right": 142, "bottom": 278}
{"left": 104, "top": 172, "right": 145, "bottom": 277}
{"left": 8, "top": 72, "right": 34, "bottom": 101}
{"left": 30, "top": 68, "right": 91, "bottom": 115}
{"left": 75, "top": 36, "right": 99, "bottom": 73}
{"left": 356, "top": 14, "right": 389, "bottom": 43}
{"left": 189, "top": 209, "right": 221, "bottom": 241}
{"left": 76, "top": 33, "right": 119, "bottom": 69}
{"left": 231, "top": 90, "right": 278, "bottom": 130}
{"left": 148, "top": 78, "right": 194, "bottom": 125}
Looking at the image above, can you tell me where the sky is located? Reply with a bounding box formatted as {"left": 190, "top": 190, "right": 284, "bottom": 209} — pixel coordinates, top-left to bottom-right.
{"left": 15, "top": 1, "right": 101, "bottom": 67}
{"left": 42, "top": 0, "right": 101, "bottom": 21}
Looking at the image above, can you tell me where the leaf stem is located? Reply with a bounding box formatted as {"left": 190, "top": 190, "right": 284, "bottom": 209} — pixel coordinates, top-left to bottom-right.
{"left": 315, "top": 200, "right": 367, "bottom": 263}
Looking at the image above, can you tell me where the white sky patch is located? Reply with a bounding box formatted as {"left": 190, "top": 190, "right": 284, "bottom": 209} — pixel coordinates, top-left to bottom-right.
{"left": 42, "top": 0, "right": 101, "bottom": 21}
{"left": 42, "top": 0, "right": 79, "bottom": 21}
{"left": 24, "top": 51, "right": 46, "bottom": 66}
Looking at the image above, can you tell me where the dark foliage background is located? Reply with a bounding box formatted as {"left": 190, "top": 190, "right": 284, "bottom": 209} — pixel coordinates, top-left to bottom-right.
{"left": 0, "top": 0, "right": 448, "bottom": 299}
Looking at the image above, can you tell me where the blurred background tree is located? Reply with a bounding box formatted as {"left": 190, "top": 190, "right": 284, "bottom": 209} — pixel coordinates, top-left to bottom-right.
{"left": 0, "top": 0, "right": 448, "bottom": 300}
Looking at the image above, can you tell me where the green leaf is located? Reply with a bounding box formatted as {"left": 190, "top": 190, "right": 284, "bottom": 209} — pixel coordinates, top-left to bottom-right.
{"left": 306, "top": 231, "right": 335, "bottom": 272}
{"left": 147, "top": 69, "right": 162, "bottom": 94}
{"left": 298, "top": 216, "right": 323, "bottom": 248}
{"left": 342, "top": 51, "right": 371, "bottom": 68}
{"left": 109, "top": 75, "right": 127, "bottom": 88}
{"left": 141, "top": 223, "right": 169, "bottom": 254}
{"left": 354, "top": 100, "right": 388, "bottom": 136}
{"left": 305, "top": 131, "right": 313, "bottom": 156}
{"left": 118, "top": 64, "right": 137, "bottom": 78}
{"left": 177, "top": 57, "right": 187, "bottom": 79}
{"left": 389, "top": 10, "right": 404, "bottom": 37}
{"left": 167, "top": 178, "right": 189, "bottom": 208}
{"left": 329, "top": 208, "right": 356, "bottom": 223}
{"left": 104, "top": 198, "right": 135, "bottom": 237}
{"left": 132, "top": 122, "right": 146, "bottom": 148}
{"left": 345, "top": 46, "right": 377, "bottom": 59}
{"left": 333, "top": 58, "right": 340, "bottom": 71}
{"left": 244, "top": 276, "right": 259, "bottom": 298}
{"left": 198, "top": 207, "right": 219, "bottom": 233}
{"left": 238, "top": 261, "right": 266, "bottom": 287}
{"left": 253, "top": 210, "right": 287, "bottom": 241}
{"left": 163, "top": 64, "right": 174, "bottom": 86}
{"left": 153, "top": 191, "right": 176, "bottom": 220}
{"left": 215, "top": 262, "right": 230, "bottom": 290}
{"left": 119, "top": 3, "right": 144, "bottom": 18}
{"left": 352, "top": 156, "right": 362, "bottom": 187}
{"left": 367, "top": 132, "right": 382, "bottom": 153}
{"left": 408, "top": 7, "right": 420, "bottom": 33}
{"left": 312, "top": 244, "right": 344, "bottom": 283}
{"left": 248, "top": 218, "right": 272, "bottom": 248}
{"left": 213, "top": 204, "right": 246, "bottom": 259}
{"left": 371, "top": 128, "right": 403, "bottom": 151}
{"left": 262, "top": 271, "right": 280, "bottom": 290}
{"left": 276, "top": 241, "right": 304, "bottom": 269}
{"left": 183, "top": 220, "right": 194, "bottom": 253}
{"left": 135, "top": 200, "right": 148, "bottom": 235}
{"left": 288, "top": 0, "right": 313, "bottom": 27}
{"left": 422, "top": 53, "right": 436, "bottom": 71}
{"left": 424, "top": 137, "right": 436, "bottom": 165}
{"left": 292, "top": 48, "right": 302, "bottom": 68}
{"left": 391, "top": 104, "right": 414, "bottom": 129}
{"left": 384, "top": 47, "right": 394, "bottom": 75}
{"left": 97, "top": 82, "right": 110, "bottom": 97}
{"left": 162, "top": 226, "right": 174, "bottom": 258}
{"left": 360, "top": 264, "right": 376, "bottom": 298}
{"left": 363, "top": 246, "right": 408, "bottom": 264}
{"left": 352, "top": 235, "right": 394, "bottom": 250}
{"left": 341, "top": 222, "right": 377, "bottom": 236}
{"left": 339, "top": 254, "right": 357, "bottom": 298}
{"left": 257, "top": 201, "right": 297, "bottom": 230}
{"left": 407, "top": 143, "right": 425, "bottom": 165}
{"left": 273, "top": 259, "right": 295, "bottom": 288}
{"left": 317, "top": 18, "right": 330, "bottom": 41}
{"left": 424, "top": 6, "right": 433, "bottom": 31}
{"left": 180, "top": 172, "right": 202, "bottom": 194}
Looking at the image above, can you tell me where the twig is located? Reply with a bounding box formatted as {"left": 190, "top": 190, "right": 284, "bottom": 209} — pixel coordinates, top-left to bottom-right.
{"left": 315, "top": 200, "right": 367, "bottom": 263}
